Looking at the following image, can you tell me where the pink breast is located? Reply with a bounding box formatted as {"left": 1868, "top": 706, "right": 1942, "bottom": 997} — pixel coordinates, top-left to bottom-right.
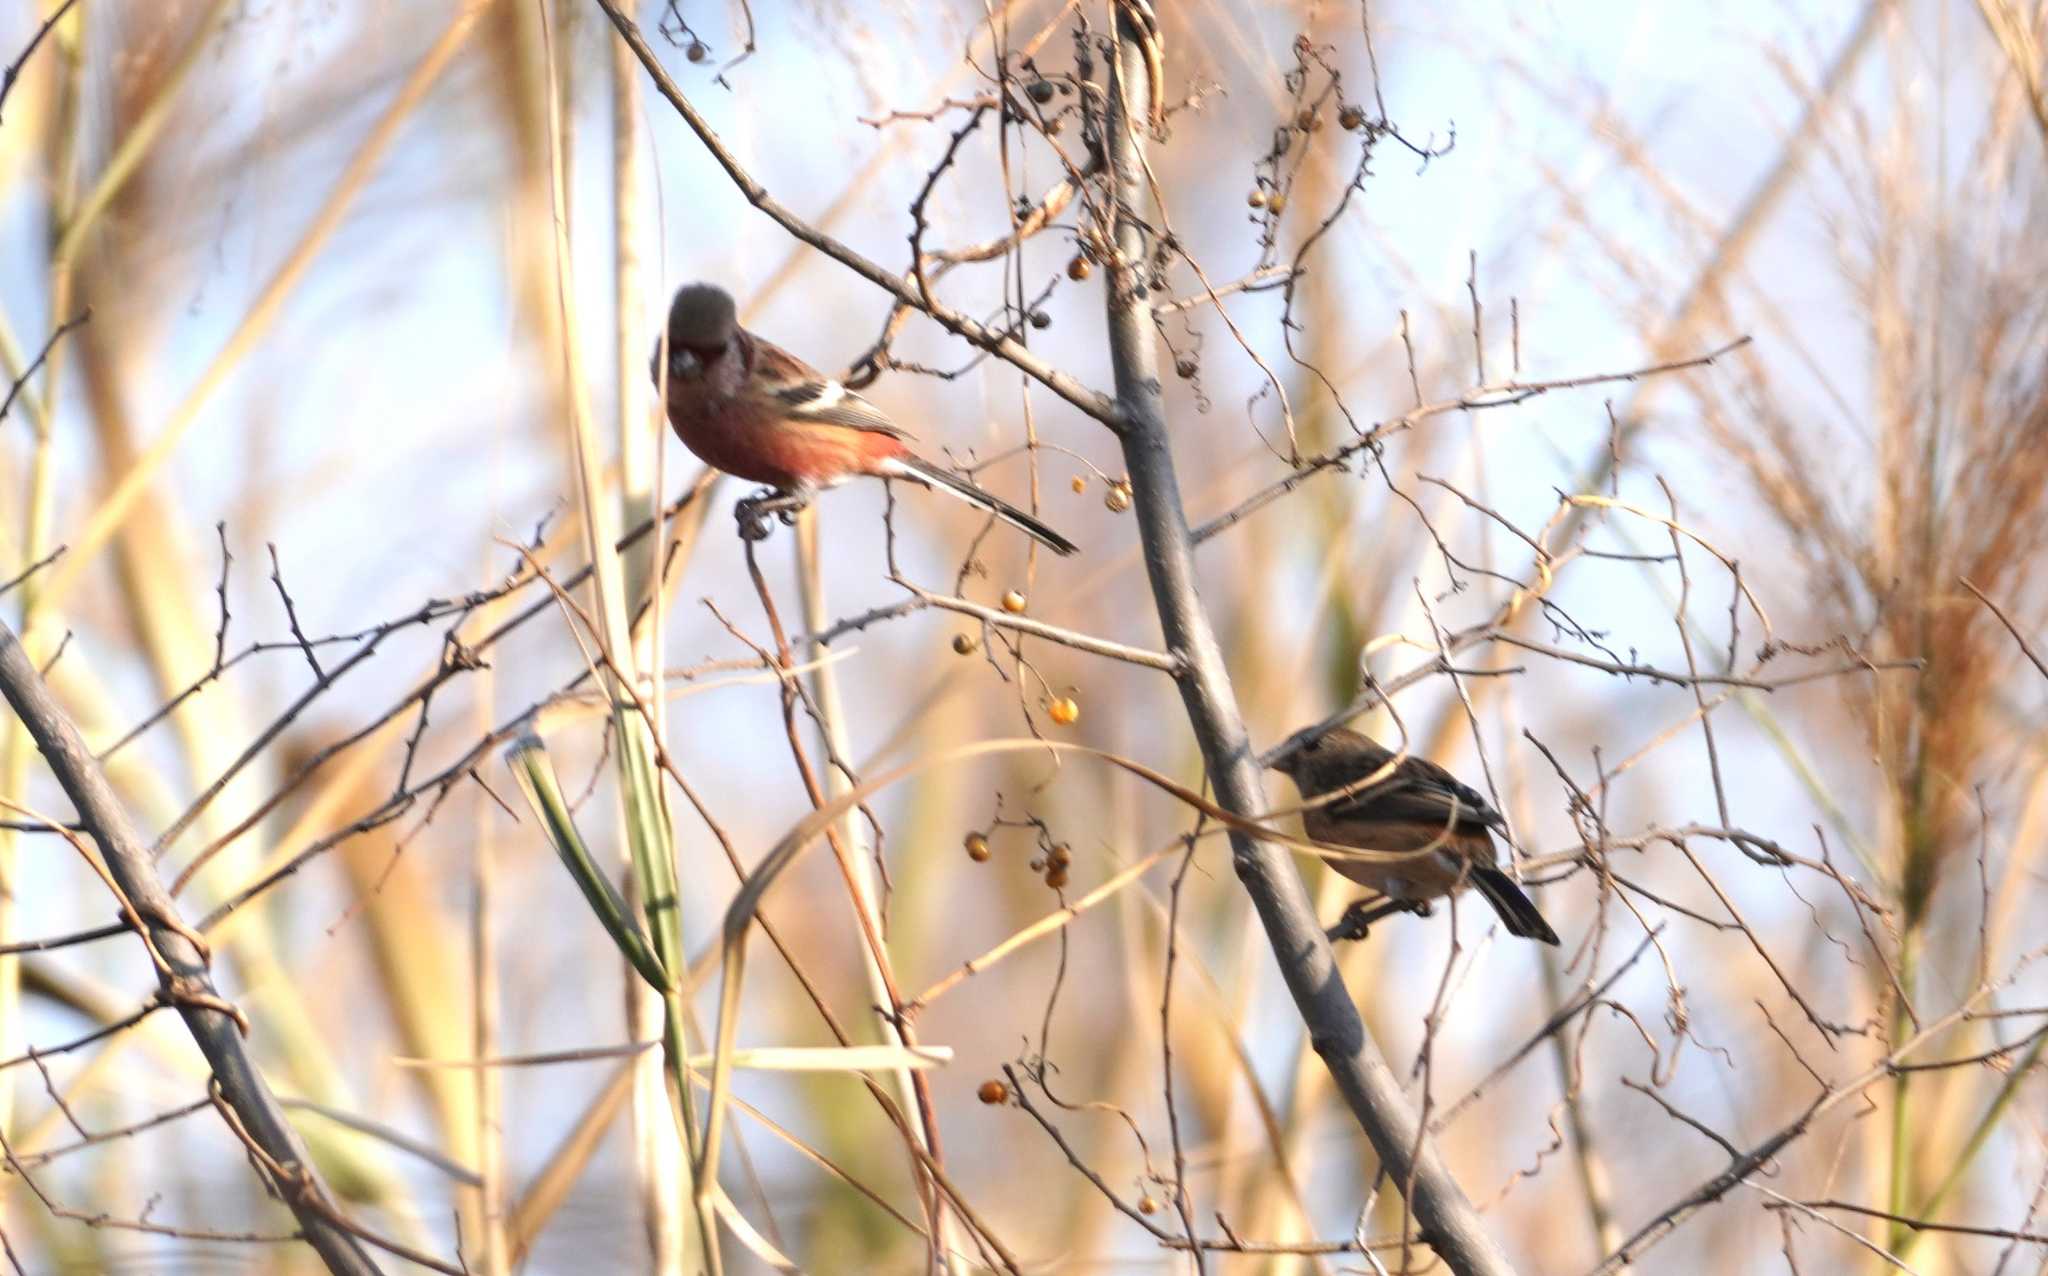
{"left": 668, "top": 395, "right": 902, "bottom": 490}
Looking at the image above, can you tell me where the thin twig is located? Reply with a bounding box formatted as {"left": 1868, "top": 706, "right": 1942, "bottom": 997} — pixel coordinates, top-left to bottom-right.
{"left": 1961, "top": 577, "right": 2047, "bottom": 682}
{"left": 0, "top": 0, "right": 80, "bottom": 121}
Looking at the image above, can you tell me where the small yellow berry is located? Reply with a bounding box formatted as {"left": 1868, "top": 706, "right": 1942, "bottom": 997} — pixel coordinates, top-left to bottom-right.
{"left": 1070, "top": 475, "right": 1087, "bottom": 494}
{"left": 1267, "top": 192, "right": 1287, "bottom": 213}
{"left": 964, "top": 832, "right": 991, "bottom": 862}
{"left": 977, "top": 1079, "right": 1009, "bottom": 1104}
{"left": 1138, "top": 1195, "right": 1160, "bottom": 1215}
{"left": 1002, "top": 590, "right": 1027, "bottom": 614}
{"left": 1339, "top": 104, "right": 1366, "bottom": 131}
{"left": 1047, "top": 844, "right": 1072, "bottom": 869}
{"left": 1045, "top": 865, "right": 1069, "bottom": 890}
{"left": 952, "top": 633, "right": 976, "bottom": 656}
{"left": 1067, "top": 255, "right": 1092, "bottom": 281}
{"left": 1048, "top": 696, "right": 1080, "bottom": 726}
{"left": 1105, "top": 482, "right": 1132, "bottom": 513}
{"left": 1247, "top": 189, "right": 1267, "bottom": 209}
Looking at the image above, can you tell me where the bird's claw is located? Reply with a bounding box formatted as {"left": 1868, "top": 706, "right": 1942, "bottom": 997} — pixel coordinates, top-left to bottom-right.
{"left": 733, "top": 490, "right": 809, "bottom": 542}
{"left": 1327, "top": 901, "right": 1377, "bottom": 943}
{"left": 734, "top": 500, "right": 775, "bottom": 542}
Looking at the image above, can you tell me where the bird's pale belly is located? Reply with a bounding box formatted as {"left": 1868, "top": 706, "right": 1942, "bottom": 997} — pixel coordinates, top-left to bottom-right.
{"left": 1326, "top": 850, "right": 1467, "bottom": 901}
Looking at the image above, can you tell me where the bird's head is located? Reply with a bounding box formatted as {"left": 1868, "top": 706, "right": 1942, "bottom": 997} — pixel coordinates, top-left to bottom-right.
{"left": 652, "top": 283, "right": 740, "bottom": 386}
{"left": 1266, "top": 724, "right": 1381, "bottom": 789}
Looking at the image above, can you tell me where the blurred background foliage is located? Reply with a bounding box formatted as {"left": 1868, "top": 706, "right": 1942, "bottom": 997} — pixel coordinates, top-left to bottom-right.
{"left": 1, "top": 0, "right": 2046, "bottom": 1272}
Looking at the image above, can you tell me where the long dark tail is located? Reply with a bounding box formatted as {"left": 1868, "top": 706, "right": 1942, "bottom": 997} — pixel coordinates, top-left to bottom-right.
{"left": 887, "top": 456, "right": 1080, "bottom": 556}
{"left": 1471, "top": 868, "right": 1560, "bottom": 945}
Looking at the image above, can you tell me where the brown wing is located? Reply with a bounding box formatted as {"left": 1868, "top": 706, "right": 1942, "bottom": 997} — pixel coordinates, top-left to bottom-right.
{"left": 1324, "top": 753, "right": 1504, "bottom": 831}
{"left": 753, "top": 339, "right": 913, "bottom": 440}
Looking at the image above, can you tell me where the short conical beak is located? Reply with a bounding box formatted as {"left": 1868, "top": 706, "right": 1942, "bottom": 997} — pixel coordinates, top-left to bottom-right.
{"left": 1262, "top": 723, "right": 1323, "bottom": 774}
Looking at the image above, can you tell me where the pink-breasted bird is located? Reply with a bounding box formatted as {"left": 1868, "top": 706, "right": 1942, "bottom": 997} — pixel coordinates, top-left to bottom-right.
{"left": 651, "top": 283, "right": 1079, "bottom": 555}
{"left": 1269, "top": 725, "right": 1560, "bottom": 945}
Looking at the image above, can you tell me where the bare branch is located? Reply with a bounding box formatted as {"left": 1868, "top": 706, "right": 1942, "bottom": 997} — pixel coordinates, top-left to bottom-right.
{"left": 1091, "top": 14, "right": 1514, "bottom": 1274}
{"left": 0, "top": 618, "right": 391, "bottom": 1276}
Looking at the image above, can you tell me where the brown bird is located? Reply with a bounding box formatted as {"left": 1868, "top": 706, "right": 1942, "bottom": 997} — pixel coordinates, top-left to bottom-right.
{"left": 652, "top": 282, "right": 1079, "bottom": 555}
{"left": 1268, "top": 725, "right": 1559, "bottom": 945}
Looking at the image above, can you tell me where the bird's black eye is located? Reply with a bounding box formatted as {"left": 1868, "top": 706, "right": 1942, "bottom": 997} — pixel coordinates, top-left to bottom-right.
{"left": 1302, "top": 738, "right": 1320, "bottom": 753}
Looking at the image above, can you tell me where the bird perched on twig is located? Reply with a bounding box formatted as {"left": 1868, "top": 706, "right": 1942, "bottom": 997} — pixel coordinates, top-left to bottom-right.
{"left": 651, "top": 283, "right": 1079, "bottom": 555}
{"left": 1268, "top": 724, "right": 1559, "bottom": 945}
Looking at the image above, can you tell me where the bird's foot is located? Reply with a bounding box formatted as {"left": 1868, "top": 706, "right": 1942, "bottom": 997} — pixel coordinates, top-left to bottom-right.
{"left": 1326, "top": 896, "right": 1433, "bottom": 944}
{"left": 1326, "top": 900, "right": 1377, "bottom": 943}
{"left": 734, "top": 502, "right": 774, "bottom": 542}
{"left": 734, "top": 490, "right": 810, "bottom": 541}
